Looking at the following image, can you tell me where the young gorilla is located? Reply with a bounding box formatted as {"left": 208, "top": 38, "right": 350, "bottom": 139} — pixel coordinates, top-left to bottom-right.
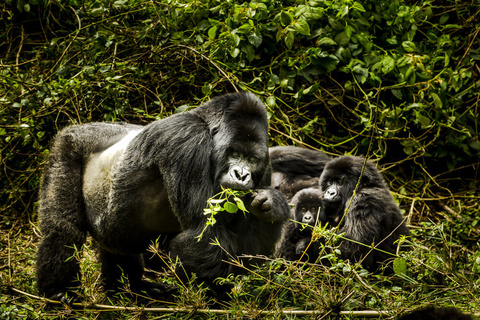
{"left": 275, "top": 188, "right": 323, "bottom": 261}
{"left": 269, "top": 146, "right": 330, "bottom": 200}
{"left": 36, "top": 92, "right": 290, "bottom": 301}
{"left": 318, "top": 156, "right": 409, "bottom": 271}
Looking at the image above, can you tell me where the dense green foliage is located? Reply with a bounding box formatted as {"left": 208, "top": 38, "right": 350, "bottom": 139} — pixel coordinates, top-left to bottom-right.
{"left": 1, "top": 0, "right": 479, "bottom": 318}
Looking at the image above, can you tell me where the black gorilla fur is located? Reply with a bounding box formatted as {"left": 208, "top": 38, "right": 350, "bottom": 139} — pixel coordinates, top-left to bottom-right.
{"left": 397, "top": 306, "right": 474, "bottom": 320}
{"left": 36, "top": 92, "right": 290, "bottom": 301}
{"left": 275, "top": 188, "right": 322, "bottom": 261}
{"left": 270, "top": 146, "right": 330, "bottom": 200}
{"left": 319, "top": 155, "right": 410, "bottom": 270}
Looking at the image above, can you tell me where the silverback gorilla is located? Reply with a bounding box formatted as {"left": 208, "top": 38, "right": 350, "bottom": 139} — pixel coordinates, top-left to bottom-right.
{"left": 319, "top": 156, "right": 410, "bottom": 270}
{"left": 275, "top": 187, "right": 323, "bottom": 261}
{"left": 36, "top": 92, "right": 290, "bottom": 301}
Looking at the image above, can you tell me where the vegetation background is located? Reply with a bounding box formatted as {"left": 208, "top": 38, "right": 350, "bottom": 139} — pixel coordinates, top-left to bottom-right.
{"left": 0, "top": 0, "right": 479, "bottom": 318}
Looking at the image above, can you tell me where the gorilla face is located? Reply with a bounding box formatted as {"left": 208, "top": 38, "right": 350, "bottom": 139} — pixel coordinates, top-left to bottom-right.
{"left": 319, "top": 174, "right": 354, "bottom": 227}
{"left": 218, "top": 150, "right": 266, "bottom": 191}
{"left": 291, "top": 188, "right": 323, "bottom": 228}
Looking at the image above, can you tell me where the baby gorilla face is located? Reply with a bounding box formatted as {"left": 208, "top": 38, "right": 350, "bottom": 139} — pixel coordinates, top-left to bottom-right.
{"left": 298, "top": 205, "right": 319, "bottom": 226}
{"left": 290, "top": 188, "right": 322, "bottom": 228}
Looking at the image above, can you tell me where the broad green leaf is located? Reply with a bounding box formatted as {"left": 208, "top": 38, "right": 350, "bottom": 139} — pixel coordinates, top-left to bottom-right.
{"left": 224, "top": 202, "right": 238, "bottom": 213}
{"left": 402, "top": 41, "right": 416, "bottom": 52}
{"left": 230, "top": 47, "right": 240, "bottom": 58}
{"left": 393, "top": 257, "right": 407, "bottom": 276}
{"left": 338, "top": 5, "right": 348, "bottom": 18}
{"left": 293, "top": 19, "right": 310, "bottom": 36}
{"left": 280, "top": 11, "right": 293, "bottom": 26}
{"left": 208, "top": 26, "right": 217, "bottom": 39}
{"left": 247, "top": 31, "right": 262, "bottom": 47}
{"left": 351, "top": 2, "right": 366, "bottom": 12}
{"left": 317, "top": 37, "right": 337, "bottom": 47}
{"left": 265, "top": 96, "right": 276, "bottom": 108}
{"left": 382, "top": 56, "right": 395, "bottom": 74}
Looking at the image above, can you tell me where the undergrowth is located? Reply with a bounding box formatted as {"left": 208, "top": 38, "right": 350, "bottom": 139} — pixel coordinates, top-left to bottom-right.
{"left": 1, "top": 199, "right": 479, "bottom": 319}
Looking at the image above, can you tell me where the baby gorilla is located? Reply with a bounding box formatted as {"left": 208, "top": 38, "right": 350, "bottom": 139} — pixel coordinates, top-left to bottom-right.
{"left": 275, "top": 188, "right": 322, "bottom": 261}
{"left": 319, "top": 156, "right": 409, "bottom": 271}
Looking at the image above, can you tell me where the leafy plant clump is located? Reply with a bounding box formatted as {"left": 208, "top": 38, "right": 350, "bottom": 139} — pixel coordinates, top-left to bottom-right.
{"left": 197, "top": 188, "right": 250, "bottom": 240}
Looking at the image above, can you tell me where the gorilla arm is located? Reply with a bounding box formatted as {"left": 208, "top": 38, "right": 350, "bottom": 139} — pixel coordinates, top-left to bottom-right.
{"left": 337, "top": 189, "right": 400, "bottom": 269}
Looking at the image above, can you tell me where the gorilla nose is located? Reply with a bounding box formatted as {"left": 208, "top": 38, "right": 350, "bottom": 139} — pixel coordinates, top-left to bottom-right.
{"left": 232, "top": 166, "right": 251, "bottom": 185}
{"left": 303, "top": 213, "right": 313, "bottom": 223}
{"left": 324, "top": 188, "right": 337, "bottom": 200}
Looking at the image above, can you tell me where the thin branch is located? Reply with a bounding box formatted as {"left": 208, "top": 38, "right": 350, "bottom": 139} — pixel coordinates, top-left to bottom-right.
{"left": 10, "top": 287, "right": 392, "bottom": 317}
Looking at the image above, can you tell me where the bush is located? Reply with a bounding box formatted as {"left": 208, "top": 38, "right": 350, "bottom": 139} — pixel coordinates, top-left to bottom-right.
{"left": 1, "top": 0, "right": 479, "bottom": 221}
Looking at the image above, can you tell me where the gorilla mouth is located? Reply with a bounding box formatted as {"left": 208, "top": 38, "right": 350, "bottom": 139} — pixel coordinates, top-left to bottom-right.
{"left": 219, "top": 181, "right": 253, "bottom": 192}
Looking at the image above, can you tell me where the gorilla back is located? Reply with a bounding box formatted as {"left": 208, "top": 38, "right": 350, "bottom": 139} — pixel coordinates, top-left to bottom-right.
{"left": 36, "top": 92, "right": 290, "bottom": 300}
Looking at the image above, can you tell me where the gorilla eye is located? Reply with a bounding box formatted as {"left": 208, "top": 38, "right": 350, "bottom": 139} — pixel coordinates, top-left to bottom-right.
{"left": 311, "top": 207, "right": 317, "bottom": 213}
{"left": 248, "top": 156, "right": 258, "bottom": 164}
{"left": 301, "top": 207, "right": 307, "bottom": 213}
{"left": 232, "top": 151, "right": 240, "bottom": 158}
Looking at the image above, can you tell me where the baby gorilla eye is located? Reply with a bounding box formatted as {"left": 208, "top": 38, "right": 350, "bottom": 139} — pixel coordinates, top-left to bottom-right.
{"left": 301, "top": 206, "right": 307, "bottom": 213}
{"left": 310, "top": 206, "right": 317, "bottom": 213}
{"left": 231, "top": 151, "right": 240, "bottom": 158}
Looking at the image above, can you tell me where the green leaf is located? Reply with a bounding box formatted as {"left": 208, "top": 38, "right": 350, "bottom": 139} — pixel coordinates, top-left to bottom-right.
{"left": 230, "top": 47, "right": 240, "bottom": 58}
{"left": 234, "top": 197, "right": 248, "bottom": 212}
{"left": 338, "top": 5, "right": 349, "bottom": 18}
{"left": 381, "top": 56, "right": 395, "bottom": 74}
{"left": 209, "top": 198, "right": 226, "bottom": 204}
{"left": 236, "top": 23, "right": 252, "bottom": 34}
{"left": 280, "top": 11, "right": 293, "bottom": 26}
{"left": 208, "top": 26, "right": 217, "bottom": 39}
{"left": 285, "top": 29, "right": 295, "bottom": 49}
{"left": 470, "top": 140, "right": 480, "bottom": 151}
{"left": 417, "top": 113, "right": 431, "bottom": 128}
{"left": 344, "top": 25, "right": 354, "bottom": 38}
{"left": 265, "top": 96, "right": 276, "bottom": 108}
{"left": 224, "top": 202, "right": 238, "bottom": 213}
{"left": 430, "top": 92, "right": 442, "bottom": 110}
{"left": 247, "top": 31, "right": 263, "bottom": 47}
{"left": 230, "top": 32, "right": 241, "bottom": 46}
{"left": 393, "top": 257, "right": 407, "bottom": 276}
{"left": 351, "top": 2, "right": 366, "bottom": 12}
{"left": 402, "top": 41, "right": 416, "bottom": 52}
{"left": 293, "top": 19, "right": 310, "bottom": 36}
{"left": 317, "top": 37, "right": 337, "bottom": 47}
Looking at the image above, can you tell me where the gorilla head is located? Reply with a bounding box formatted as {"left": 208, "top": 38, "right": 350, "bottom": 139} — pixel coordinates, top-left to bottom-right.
{"left": 274, "top": 187, "right": 322, "bottom": 261}
{"left": 291, "top": 187, "right": 322, "bottom": 229}
{"left": 319, "top": 156, "right": 386, "bottom": 227}
{"left": 211, "top": 94, "right": 270, "bottom": 191}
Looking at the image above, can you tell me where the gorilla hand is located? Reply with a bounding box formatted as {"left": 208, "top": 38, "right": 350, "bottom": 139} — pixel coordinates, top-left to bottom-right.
{"left": 248, "top": 189, "right": 289, "bottom": 223}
